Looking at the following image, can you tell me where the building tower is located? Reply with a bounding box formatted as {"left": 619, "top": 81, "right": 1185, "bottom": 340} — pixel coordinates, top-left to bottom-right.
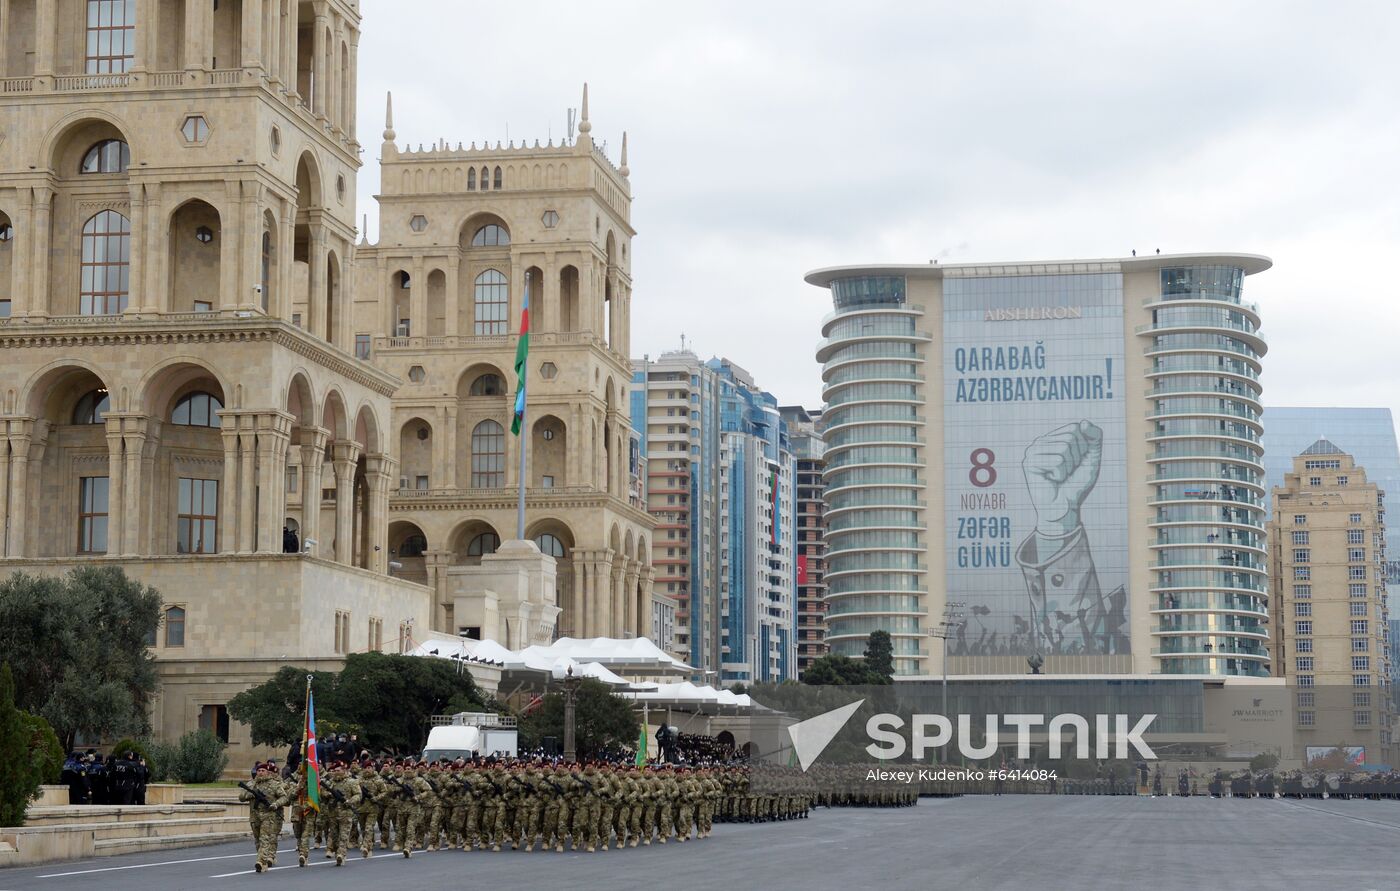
{"left": 632, "top": 348, "right": 722, "bottom": 670}
{"left": 808, "top": 254, "right": 1272, "bottom": 677}
{"left": 353, "top": 84, "right": 654, "bottom": 645}
{"left": 0, "top": 0, "right": 428, "bottom": 771}
{"left": 1269, "top": 440, "right": 1392, "bottom": 761}
{"left": 781, "top": 405, "right": 828, "bottom": 676}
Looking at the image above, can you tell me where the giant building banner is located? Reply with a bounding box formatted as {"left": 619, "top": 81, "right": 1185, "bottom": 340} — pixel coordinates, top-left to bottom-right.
{"left": 943, "top": 273, "right": 1129, "bottom": 656}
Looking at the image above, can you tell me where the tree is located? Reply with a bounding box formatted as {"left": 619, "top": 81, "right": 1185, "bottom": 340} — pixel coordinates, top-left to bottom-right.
{"left": 1249, "top": 752, "right": 1280, "bottom": 772}
{"left": 0, "top": 568, "right": 162, "bottom": 750}
{"left": 863, "top": 631, "right": 895, "bottom": 682}
{"left": 518, "top": 679, "right": 639, "bottom": 759}
{"left": 24, "top": 713, "right": 63, "bottom": 785}
{"left": 228, "top": 654, "right": 487, "bottom": 754}
{"left": 801, "top": 653, "right": 884, "bottom": 686}
{"left": 0, "top": 663, "right": 42, "bottom": 827}
{"left": 228, "top": 666, "right": 338, "bottom": 748}
{"left": 166, "top": 730, "right": 228, "bottom": 783}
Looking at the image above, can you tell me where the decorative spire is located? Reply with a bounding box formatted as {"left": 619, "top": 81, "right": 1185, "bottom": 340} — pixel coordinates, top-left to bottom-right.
{"left": 578, "top": 82, "right": 592, "bottom": 135}
{"left": 620, "top": 131, "right": 629, "bottom": 177}
{"left": 383, "top": 92, "right": 395, "bottom": 142}
{"left": 361, "top": 214, "right": 369, "bottom": 244}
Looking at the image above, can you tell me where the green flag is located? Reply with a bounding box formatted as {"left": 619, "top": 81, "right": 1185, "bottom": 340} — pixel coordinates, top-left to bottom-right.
{"left": 635, "top": 723, "right": 648, "bottom": 766}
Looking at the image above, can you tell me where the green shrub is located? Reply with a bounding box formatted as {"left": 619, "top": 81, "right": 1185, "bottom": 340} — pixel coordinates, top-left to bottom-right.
{"left": 148, "top": 740, "right": 179, "bottom": 782}
{"left": 0, "top": 663, "right": 42, "bottom": 826}
{"left": 107, "top": 738, "right": 153, "bottom": 770}
{"left": 167, "top": 730, "right": 228, "bottom": 783}
{"left": 24, "top": 713, "right": 63, "bottom": 785}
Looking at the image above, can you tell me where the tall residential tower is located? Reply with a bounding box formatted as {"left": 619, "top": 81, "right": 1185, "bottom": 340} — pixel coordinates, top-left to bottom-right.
{"left": 808, "top": 255, "right": 1271, "bottom": 677}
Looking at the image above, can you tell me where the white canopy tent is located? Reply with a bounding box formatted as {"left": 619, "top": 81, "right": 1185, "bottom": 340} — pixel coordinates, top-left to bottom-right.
{"left": 410, "top": 637, "right": 658, "bottom": 691}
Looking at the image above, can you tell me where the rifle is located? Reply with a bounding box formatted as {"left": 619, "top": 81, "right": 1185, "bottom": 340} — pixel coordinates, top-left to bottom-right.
{"left": 387, "top": 777, "right": 416, "bottom": 801}
{"left": 238, "top": 781, "right": 272, "bottom": 810}
{"left": 571, "top": 772, "right": 595, "bottom": 793}
{"left": 319, "top": 778, "right": 346, "bottom": 805}
{"left": 545, "top": 778, "right": 566, "bottom": 796}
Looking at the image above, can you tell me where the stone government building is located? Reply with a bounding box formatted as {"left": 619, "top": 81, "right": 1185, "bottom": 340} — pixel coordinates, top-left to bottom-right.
{"left": 0, "top": 0, "right": 653, "bottom": 767}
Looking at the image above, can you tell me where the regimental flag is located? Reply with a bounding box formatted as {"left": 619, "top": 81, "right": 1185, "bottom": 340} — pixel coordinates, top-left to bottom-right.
{"left": 302, "top": 682, "right": 321, "bottom": 814}
{"left": 523, "top": 693, "right": 544, "bottom": 715}
{"left": 635, "top": 723, "right": 648, "bottom": 767}
{"left": 511, "top": 280, "right": 530, "bottom": 436}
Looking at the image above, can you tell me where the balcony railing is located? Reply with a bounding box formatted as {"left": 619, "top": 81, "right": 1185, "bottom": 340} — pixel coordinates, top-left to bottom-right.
{"left": 374, "top": 331, "right": 595, "bottom": 350}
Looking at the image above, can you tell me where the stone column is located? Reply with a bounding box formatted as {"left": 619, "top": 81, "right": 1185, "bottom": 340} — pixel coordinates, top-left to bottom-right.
{"left": 134, "top": 0, "right": 155, "bottom": 72}
{"left": 34, "top": 0, "right": 55, "bottom": 77}
{"left": 122, "top": 419, "right": 150, "bottom": 555}
{"left": 241, "top": 0, "right": 263, "bottom": 69}
{"left": 0, "top": 437, "right": 9, "bottom": 559}
{"left": 443, "top": 262, "right": 459, "bottom": 336}
{"left": 568, "top": 550, "right": 586, "bottom": 637}
{"left": 623, "top": 559, "right": 641, "bottom": 639}
{"left": 638, "top": 565, "right": 655, "bottom": 639}
{"left": 278, "top": 203, "right": 296, "bottom": 322}
{"left": 592, "top": 550, "right": 613, "bottom": 641}
{"left": 219, "top": 416, "right": 240, "bottom": 554}
{"left": 364, "top": 452, "right": 395, "bottom": 573}
{"left": 282, "top": 0, "right": 297, "bottom": 98}
{"left": 409, "top": 255, "right": 426, "bottom": 338}
{"left": 10, "top": 190, "right": 31, "bottom": 317}
{"left": 424, "top": 549, "right": 450, "bottom": 630}
{"left": 307, "top": 227, "right": 325, "bottom": 338}
{"left": 255, "top": 412, "right": 292, "bottom": 553}
{"left": 262, "top": 0, "right": 280, "bottom": 83}
{"left": 29, "top": 187, "right": 52, "bottom": 318}
{"left": 218, "top": 186, "right": 241, "bottom": 311}
{"left": 104, "top": 418, "right": 127, "bottom": 555}
{"left": 331, "top": 439, "right": 362, "bottom": 564}
{"left": 3, "top": 420, "right": 34, "bottom": 557}
{"left": 346, "top": 30, "right": 359, "bottom": 140}
{"left": 298, "top": 425, "right": 329, "bottom": 550}
{"left": 125, "top": 184, "right": 147, "bottom": 317}
{"left": 237, "top": 414, "right": 257, "bottom": 552}
{"left": 443, "top": 404, "right": 459, "bottom": 489}
{"left": 610, "top": 559, "right": 626, "bottom": 639}
{"left": 183, "top": 0, "right": 205, "bottom": 71}
{"left": 238, "top": 181, "right": 262, "bottom": 311}
{"left": 311, "top": 2, "right": 328, "bottom": 118}
{"left": 142, "top": 182, "right": 164, "bottom": 314}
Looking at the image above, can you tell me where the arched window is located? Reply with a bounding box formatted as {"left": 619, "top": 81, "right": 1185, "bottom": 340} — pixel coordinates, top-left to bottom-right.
{"left": 467, "top": 532, "right": 500, "bottom": 557}
{"left": 260, "top": 231, "right": 272, "bottom": 312}
{"left": 80, "top": 140, "right": 130, "bottom": 174}
{"left": 479, "top": 166, "right": 489, "bottom": 190}
{"left": 469, "top": 373, "right": 504, "bottom": 396}
{"left": 467, "top": 168, "right": 476, "bottom": 190}
{"left": 535, "top": 533, "right": 566, "bottom": 558}
{"left": 72, "top": 388, "right": 110, "bottom": 424}
{"left": 470, "top": 224, "right": 510, "bottom": 247}
{"left": 171, "top": 391, "right": 223, "bottom": 427}
{"left": 473, "top": 269, "right": 508, "bottom": 335}
{"left": 85, "top": 0, "right": 136, "bottom": 74}
{"left": 80, "top": 210, "right": 131, "bottom": 315}
{"left": 398, "top": 534, "right": 428, "bottom": 558}
{"left": 493, "top": 166, "right": 503, "bottom": 190}
{"left": 470, "top": 420, "right": 505, "bottom": 488}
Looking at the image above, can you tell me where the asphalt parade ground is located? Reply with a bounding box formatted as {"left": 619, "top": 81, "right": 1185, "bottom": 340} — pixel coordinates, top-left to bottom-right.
{"left": 4, "top": 795, "right": 1400, "bottom": 891}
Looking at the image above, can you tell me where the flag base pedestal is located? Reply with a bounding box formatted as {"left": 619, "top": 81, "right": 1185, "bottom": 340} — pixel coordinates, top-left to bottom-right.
{"left": 446, "top": 539, "right": 561, "bottom": 649}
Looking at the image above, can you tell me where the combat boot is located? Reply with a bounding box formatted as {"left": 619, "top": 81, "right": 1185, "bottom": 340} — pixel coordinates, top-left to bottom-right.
{"left": 335, "top": 854, "right": 344, "bottom": 866}
{"left": 254, "top": 862, "right": 264, "bottom": 873}
{"left": 360, "top": 846, "right": 370, "bottom": 859}
{"left": 297, "top": 855, "right": 306, "bottom": 867}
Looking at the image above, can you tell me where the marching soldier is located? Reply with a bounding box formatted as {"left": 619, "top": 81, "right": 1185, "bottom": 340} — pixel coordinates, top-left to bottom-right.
{"left": 356, "top": 762, "right": 386, "bottom": 857}
{"left": 238, "top": 761, "right": 292, "bottom": 874}
{"left": 321, "top": 762, "right": 363, "bottom": 866}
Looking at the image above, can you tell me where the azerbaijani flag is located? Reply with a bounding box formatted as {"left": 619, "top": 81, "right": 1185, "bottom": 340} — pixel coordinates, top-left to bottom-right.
{"left": 635, "top": 723, "right": 648, "bottom": 767}
{"left": 511, "top": 279, "right": 530, "bottom": 436}
{"left": 302, "top": 683, "right": 321, "bottom": 814}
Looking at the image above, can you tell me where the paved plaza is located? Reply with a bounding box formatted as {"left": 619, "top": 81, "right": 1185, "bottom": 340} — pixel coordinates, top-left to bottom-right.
{"left": 3, "top": 795, "right": 1399, "bottom": 891}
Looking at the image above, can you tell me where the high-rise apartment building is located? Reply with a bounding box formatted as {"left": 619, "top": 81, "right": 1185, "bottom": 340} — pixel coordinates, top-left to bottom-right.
{"left": 715, "top": 358, "right": 795, "bottom": 683}
{"left": 807, "top": 255, "right": 1271, "bottom": 677}
{"left": 781, "top": 405, "right": 828, "bottom": 675}
{"left": 631, "top": 351, "right": 797, "bottom": 681}
{"left": 631, "top": 349, "right": 721, "bottom": 668}
{"left": 1269, "top": 441, "right": 1392, "bottom": 758}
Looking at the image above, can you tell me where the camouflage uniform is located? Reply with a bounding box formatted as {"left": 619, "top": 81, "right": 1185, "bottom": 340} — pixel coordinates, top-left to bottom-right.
{"left": 421, "top": 764, "right": 447, "bottom": 851}
{"left": 322, "top": 768, "right": 363, "bottom": 865}
{"left": 356, "top": 766, "right": 385, "bottom": 856}
{"left": 406, "top": 766, "right": 436, "bottom": 853}
{"left": 238, "top": 766, "right": 291, "bottom": 872}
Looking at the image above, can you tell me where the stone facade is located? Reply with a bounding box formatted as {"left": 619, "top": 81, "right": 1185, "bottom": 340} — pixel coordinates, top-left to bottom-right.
{"left": 0, "top": 0, "right": 651, "bottom": 770}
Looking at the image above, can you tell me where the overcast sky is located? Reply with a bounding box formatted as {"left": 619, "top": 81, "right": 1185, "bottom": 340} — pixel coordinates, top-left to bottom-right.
{"left": 356, "top": 0, "right": 1400, "bottom": 421}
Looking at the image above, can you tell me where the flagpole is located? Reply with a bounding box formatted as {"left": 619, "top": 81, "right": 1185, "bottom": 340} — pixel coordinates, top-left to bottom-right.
{"left": 515, "top": 276, "right": 529, "bottom": 541}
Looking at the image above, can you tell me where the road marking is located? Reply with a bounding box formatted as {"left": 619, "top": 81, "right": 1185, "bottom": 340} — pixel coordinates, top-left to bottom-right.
{"left": 211, "top": 851, "right": 401, "bottom": 878}
{"left": 37, "top": 850, "right": 293, "bottom": 878}
{"left": 1276, "top": 799, "right": 1400, "bottom": 832}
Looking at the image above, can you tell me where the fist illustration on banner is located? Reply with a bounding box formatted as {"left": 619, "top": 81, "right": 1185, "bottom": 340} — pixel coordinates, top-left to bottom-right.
{"left": 1022, "top": 420, "right": 1103, "bottom": 537}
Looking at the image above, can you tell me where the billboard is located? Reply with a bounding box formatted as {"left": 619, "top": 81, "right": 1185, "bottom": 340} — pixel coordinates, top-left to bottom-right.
{"left": 943, "top": 273, "right": 1129, "bottom": 656}
{"left": 1305, "top": 746, "right": 1365, "bottom": 769}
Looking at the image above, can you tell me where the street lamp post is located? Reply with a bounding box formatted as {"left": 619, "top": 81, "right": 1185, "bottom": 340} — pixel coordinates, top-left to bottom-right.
{"left": 561, "top": 666, "right": 581, "bottom": 762}
{"left": 926, "top": 600, "right": 965, "bottom": 759}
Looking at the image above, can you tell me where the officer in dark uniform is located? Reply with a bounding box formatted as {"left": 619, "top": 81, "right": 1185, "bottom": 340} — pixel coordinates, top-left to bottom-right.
{"left": 87, "top": 753, "right": 110, "bottom": 805}
{"left": 61, "top": 753, "right": 89, "bottom": 805}
{"left": 111, "top": 751, "right": 134, "bottom": 805}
